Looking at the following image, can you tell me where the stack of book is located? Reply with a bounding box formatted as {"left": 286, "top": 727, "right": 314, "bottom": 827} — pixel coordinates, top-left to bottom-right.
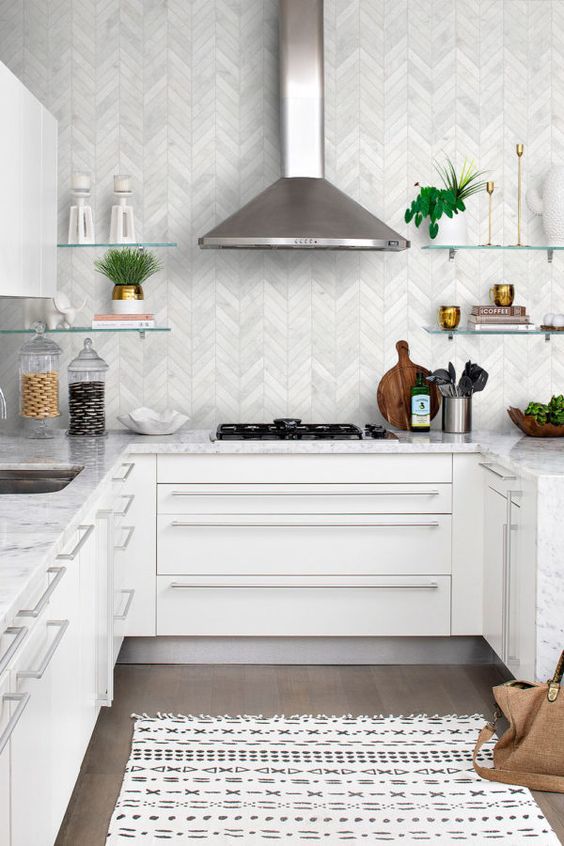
{"left": 91, "top": 313, "right": 155, "bottom": 329}
{"left": 467, "top": 305, "right": 536, "bottom": 332}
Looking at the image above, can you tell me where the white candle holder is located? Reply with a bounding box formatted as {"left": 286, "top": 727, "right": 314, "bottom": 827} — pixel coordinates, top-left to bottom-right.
{"left": 109, "top": 174, "right": 136, "bottom": 244}
{"left": 68, "top": 173, "right": 95, "bottom": 244}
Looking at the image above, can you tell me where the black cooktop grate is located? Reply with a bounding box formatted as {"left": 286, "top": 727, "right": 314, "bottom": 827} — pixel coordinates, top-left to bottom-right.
{"left": 215, "top": 419, "right": 394, "bottom": 440}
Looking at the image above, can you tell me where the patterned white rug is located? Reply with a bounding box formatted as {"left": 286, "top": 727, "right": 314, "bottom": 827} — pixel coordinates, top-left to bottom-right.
{"left": 106, "top": 713, "right": 560, "bottom": 843}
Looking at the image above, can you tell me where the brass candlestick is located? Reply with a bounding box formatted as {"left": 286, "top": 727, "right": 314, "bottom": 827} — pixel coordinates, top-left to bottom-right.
{"left": 486, "top": 181, "right": 495, "bottom": 245}
{"left": 516, "top": 143, "right": 524, "bottom": 246}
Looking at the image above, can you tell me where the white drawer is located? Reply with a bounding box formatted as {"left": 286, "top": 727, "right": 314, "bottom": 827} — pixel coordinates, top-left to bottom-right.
{"left": 157, "top": 514, "right": 452, "bottom": 576}
{"left": 157, "top": 454, "right": 452, "bottom": 484}
{"left": 157, "top": 482, "right": 452, "bottom": 515}
{"left": 156, "top": 575, "right": 451, "bottom": 636}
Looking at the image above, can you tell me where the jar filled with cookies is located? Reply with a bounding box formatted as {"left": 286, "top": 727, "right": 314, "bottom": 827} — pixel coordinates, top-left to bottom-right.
{"left": 67, "top": 338, "right": 108, "bottom": 436}
{"left": 19, "top": 324, "right": 62, "bottom": 438}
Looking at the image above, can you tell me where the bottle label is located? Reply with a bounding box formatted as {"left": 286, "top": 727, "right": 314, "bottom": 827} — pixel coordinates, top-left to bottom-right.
{"left": 411, "top": 395, "right": 430, "bottom": 428}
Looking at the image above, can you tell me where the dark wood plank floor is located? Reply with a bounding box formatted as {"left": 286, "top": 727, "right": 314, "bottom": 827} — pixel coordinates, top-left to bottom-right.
{"left": 55, "top": 664, "right": 564, "bottom": 845}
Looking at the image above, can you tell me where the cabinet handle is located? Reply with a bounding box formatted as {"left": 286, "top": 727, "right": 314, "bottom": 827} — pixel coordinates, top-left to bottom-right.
{"left": 115, "top": 589, "right": 135, "bottom": 621}
{"left": 0, "top": 692, "right": 31, "bottom": 755}
{"left": 170, "top": 520, "right": 440, "bottom": 528}
{"left": 169, "top": 581, "right": 439, "bottom": 590}
{"left": 0, "top": 626, "right": 28, "bottom": 676}
{"left": 504, "top": 492, "right": 522, "bottom": 666}
{"left": 502, "top": 522, "right": 509, "bottom": 662}
{"left": 112, "top": 462, "right": 135, "bottom": 482}
{"left": 17, "top": 567, "right": 66, "bottom": 618}
{"left": 479, "top": 462, "right": 516, "bottom": 481}
{"left": 56, "top": 524, "right": 95, "bottom": 560}
{"left": 114, "top": 494, "right": 135, "bottom": 517}
{"left": 17, "top": 619, "right": 70, "bottom": 679}
{"left": 170, "top": 490, "right": 441, "bottom": 497}
{"left": 115, "top": 526, "right": 135, "bottom": 551}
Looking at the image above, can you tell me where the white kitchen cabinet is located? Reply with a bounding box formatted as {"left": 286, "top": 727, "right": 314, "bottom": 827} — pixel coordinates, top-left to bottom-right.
{"left": 6, "top": 511, "right": 111, "bottom": 846}
{"left": 155, "top": 453, "right": 456, "bottom": 638}
{"left": 0, "top": 59, "right": 57, "bottom": 298}
{"left": 482, "top": 463, "right": 537, "bottom": 679}
{"left": 157, "top": 515, "right": 452, "bottom": 577}
{"left": 113, "top": 456, "right": 157, "bottom": 636}
{"left": 10, "top": 602, "right": 72, "bottom": 846}
{"left": 157, "top": 453, "right": 452, "bottom": 484}
{"left": 0, "top": 672, "right": 12, "bottom": 846}
{"left": 483, "top": 483, "right": 507, "bottom": 660}
{"left": 157, "top": 575, "right": 452, "bottom": 637}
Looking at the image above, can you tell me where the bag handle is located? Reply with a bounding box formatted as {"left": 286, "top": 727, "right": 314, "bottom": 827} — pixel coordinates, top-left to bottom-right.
{"left": 473, "top": 723, "right": 564, "bottom": 793}
{"left": 548, "top": 650, "right": 564, "bottom": 702}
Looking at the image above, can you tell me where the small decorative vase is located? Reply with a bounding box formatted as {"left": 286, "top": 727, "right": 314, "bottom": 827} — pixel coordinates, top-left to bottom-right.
{"left": 431, "top": 213, "right": 468, "bottom": 246}
{"left": 112, "top": 284, "right": 145, "bottom": 314}
{"left": 527, "top": 166, "right": 564, "bottom": 246}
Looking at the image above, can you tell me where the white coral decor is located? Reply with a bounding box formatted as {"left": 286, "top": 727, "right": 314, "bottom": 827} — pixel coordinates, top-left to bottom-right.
{"left": 527, "top": 166, "right": 564, "bottom": 246}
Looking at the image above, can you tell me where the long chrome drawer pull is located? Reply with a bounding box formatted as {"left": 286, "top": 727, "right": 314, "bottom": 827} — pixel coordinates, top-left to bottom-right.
{"left": 0, "top": 693, "right": 31, "bottom": 755}
{"left": 112, "top": 462, "right": 135, "bottom": 481}
{"left": 115, "top": 526, "right": 135, "bottom": 552}
{"left": 169, "top": 581, "right": 439, "bottom": 590}
{"left": 170, "top": 520, "right": 440, "bottom": 528}
{"left": 17, "top": 620, "right": 70, "bottom": 679}
{"left": 0, "top": 627, "right": 28, "bottom": 676}
{"left": 56, "top": 524, "right": 95, "bottom": 560}
{"left": 479, "top": 462, "right": 516, "bottom": 481}
{"left": 170, "top": 490, "right": 441, "bottom": 497}
{"left": 18, "top": 567, "right": 66, "bottom": 618}
{"left": 115, "top": 589, "right": 135, "bottom": 621}
{"left": 114, "top": 494, "right": 135, "bottom": 517}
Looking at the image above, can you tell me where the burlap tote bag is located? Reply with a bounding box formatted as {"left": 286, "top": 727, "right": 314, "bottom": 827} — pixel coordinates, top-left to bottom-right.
{"left": 473, "top": 650, "right": 564, "bottom": 793}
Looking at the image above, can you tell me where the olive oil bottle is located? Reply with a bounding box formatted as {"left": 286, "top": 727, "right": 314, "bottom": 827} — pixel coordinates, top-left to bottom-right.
{"left": 410, "top": 371, "right": 431, "bottom": 432}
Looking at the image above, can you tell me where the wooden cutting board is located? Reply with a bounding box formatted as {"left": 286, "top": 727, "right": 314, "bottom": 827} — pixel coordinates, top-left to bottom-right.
{"left": 377, "top": 340, "right": 441, "bottom": 430}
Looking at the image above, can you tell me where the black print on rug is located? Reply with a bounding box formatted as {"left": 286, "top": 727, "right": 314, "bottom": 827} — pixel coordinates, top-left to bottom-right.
{"left": 105, "top": 713, "right": 560, "bottom": 843}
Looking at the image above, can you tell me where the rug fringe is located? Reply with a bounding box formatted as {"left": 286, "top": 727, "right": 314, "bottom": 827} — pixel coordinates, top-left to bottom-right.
{"left": 130, "top": 712, "right": 486, "bottom": 722}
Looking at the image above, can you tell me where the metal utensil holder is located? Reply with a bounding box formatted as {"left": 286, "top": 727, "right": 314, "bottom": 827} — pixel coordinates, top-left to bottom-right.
{"left": 442, "top": 396, "right": 472, "bottom": 433}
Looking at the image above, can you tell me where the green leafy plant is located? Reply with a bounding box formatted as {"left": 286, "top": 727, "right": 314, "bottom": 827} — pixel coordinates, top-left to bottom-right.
{"left": 94, "top": 248, "right": 162, "bottom": 286}
{"left": 404, "top": 157, "right": 487, "bottom": 239}
{"left": 525, "top": 395, "right": 564, "bottom": 425}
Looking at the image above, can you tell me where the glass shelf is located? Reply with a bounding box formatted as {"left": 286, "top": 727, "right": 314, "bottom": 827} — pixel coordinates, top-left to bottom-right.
{"left": 0, "top": 326, "right": 170, "bottom": 339}
{"left": 422, "top": 244, "right": 563, "bottom": 263}
{"left": 58, "top": 241, "right": 177, "bottom": 248}
{"left": 424, "top": 326, "right": 556, "bottom": 341}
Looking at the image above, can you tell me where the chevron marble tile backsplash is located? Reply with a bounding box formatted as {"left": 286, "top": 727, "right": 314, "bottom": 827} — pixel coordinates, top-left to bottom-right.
{"left": 1, "top": 0, "right": 564, "bottom": 431}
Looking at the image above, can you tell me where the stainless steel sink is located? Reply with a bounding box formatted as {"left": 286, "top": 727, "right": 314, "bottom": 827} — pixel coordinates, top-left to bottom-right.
{"left": 0, "top": 466, "right": 83, "bottom": 494}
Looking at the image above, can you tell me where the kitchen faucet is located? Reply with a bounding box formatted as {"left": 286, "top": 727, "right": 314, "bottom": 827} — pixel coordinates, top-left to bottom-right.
{"left": 0, "top": 385, "right": 7, "bottom": 419}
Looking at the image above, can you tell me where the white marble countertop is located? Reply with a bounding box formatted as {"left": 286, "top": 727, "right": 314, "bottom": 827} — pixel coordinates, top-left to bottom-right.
{"left": 1, "top": 425, "right": 564, "bottom": 631}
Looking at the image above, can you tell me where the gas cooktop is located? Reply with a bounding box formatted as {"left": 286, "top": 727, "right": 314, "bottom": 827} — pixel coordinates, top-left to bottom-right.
{"left": 215, "top": 418, "right": 398, "bottom": 441}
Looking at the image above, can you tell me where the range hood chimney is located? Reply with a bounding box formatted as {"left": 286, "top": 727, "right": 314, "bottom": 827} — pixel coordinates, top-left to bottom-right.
{"left": 198, "top": 0, "right": 409, "bottom": 251}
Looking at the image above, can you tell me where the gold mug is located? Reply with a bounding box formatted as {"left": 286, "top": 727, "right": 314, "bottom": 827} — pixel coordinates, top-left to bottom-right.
{"left": 437, "top": 305, "right": 461, "bottom": 331}
{"left": 489, "top": 283, "right": 514, "bottom": 307}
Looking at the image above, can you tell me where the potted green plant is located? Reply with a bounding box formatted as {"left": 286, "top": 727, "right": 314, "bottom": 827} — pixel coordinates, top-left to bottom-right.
{"left": 94, "top": 247, "right": 162, "bottom": 314}
{"left": 405, "top": 157, "right": 486, "bottom": 245}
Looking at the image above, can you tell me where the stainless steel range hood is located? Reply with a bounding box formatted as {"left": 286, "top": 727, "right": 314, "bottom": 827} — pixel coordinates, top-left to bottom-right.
{"left": 199, "top": 0, "right": 409, "bottom": 251}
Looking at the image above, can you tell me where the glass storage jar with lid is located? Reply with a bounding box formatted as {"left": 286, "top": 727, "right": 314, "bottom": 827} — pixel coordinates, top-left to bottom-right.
{"left": 19, "top": 323, "right": 62, "bottom": 438}
{"left": 67, "top": 338, "right": 109, "bottom": 436}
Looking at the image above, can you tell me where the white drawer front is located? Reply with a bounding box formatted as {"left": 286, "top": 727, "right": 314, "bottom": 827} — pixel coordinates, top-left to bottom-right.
{"left": 157, "top": 515, "right": 452, "bottom": 576}
{"left": 157, "top": 454, "right": 452, "bottom": 484}
{"left": 158, "top": 483, "right": 452, "bottom": 515}
{"left": 156, "top": 575, "right": 451, "bottom": 636}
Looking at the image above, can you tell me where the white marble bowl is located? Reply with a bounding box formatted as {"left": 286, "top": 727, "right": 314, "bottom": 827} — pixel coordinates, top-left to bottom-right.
{"left": 118, "top": 407, "right": 189, "bottom": 436}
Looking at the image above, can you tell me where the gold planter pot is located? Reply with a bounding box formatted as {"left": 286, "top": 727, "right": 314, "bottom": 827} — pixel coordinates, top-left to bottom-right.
{"left": 112, "top": 284, "right": 144, "bottom": 301}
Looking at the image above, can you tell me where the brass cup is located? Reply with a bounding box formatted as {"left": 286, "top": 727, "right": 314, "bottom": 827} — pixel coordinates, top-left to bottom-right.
{"left": 489, "top": 283, "right": 514, "bottom": 307}
{"left": 437, "top": 306, "right": 461, "bottom": 331}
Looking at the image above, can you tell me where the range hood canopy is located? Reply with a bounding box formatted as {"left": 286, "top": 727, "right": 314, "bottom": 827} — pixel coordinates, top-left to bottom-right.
{"left": 199, "top": 0, "right": 409, "bottom": 252}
